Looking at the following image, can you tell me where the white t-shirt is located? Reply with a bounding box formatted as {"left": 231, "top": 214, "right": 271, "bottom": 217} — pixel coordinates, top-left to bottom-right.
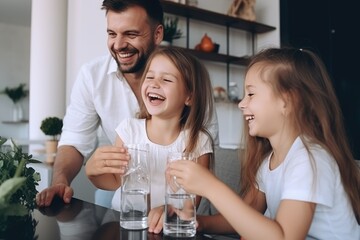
{"left": 111, "top": 118, "right": 213, "bottom": 210}
{"left": 257, "top": 137, "right": 360, "bottom": 239}
{"left": 59, "top": 54, "right": 219, "bottom": 159}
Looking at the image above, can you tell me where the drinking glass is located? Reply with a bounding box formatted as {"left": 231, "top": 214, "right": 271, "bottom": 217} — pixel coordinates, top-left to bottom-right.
{"left": 120, "top": 144, "right": 150, "bottom": 230}
{"left": 163, "top": 152, "right": 197, "bottom": 238}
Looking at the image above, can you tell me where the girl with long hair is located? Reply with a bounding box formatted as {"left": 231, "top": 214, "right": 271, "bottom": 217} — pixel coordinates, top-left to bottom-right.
{"left": 168, "top": 47, "right": 360, "bottom": 239}
{"left": 86, "top": 46, "right": 215, "bottom": 234}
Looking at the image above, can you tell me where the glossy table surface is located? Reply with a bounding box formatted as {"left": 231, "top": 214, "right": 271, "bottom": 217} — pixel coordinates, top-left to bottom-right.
{"left": 3, "top": 197, "right": 239, "bottom": 240}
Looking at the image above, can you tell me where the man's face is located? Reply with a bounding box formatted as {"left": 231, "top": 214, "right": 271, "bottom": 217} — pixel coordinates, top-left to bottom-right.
{"left": 106, "top": 6, "right": 159, "bottom": 73}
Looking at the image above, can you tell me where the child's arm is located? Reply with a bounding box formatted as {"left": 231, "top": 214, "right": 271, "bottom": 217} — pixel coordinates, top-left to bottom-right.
{"left": 85, "top": 136, "right": 130, "bottom": 190}
{"left": 205, "top": 180, "right": 315, "bottom": 239}
{"left": 197, "top": 213, "right": 236, "bottom": 234}
{"left": 168, "top": 161, "right": 315, "bottom": 239}
{"left": 195, "top": 152, "right": 211, "bottom": 207}
{"left": 196, "top": 187, "right": 266, "bottom": 234}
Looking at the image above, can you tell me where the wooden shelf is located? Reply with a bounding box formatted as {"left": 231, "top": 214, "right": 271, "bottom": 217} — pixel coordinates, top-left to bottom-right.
{"left": 160, "top": 0, "right": 276, "bottom": 84}
{"left": 161, "top": 1, "right": 276, "bottom": 33}
{"left": 161, "top": 1, "right": 275, "bottom": 66}
{"left": 185, "top": 48, "right": 250, "bottom": 66}
{"left": 2, "top": 120, "right": 29, "bottom": 124}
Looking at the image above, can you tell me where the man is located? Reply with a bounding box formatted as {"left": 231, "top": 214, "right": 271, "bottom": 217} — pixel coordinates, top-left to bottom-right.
{"left": 36, "top": 0, "right": 218, "bottom": 209}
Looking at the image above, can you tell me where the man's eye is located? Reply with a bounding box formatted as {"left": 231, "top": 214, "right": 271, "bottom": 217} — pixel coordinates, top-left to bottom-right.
{"left": 127, "top": 33, "right": 138, "bottom": 39}
{"left": 108, "top": 32, "right": 116, "bottom": 37}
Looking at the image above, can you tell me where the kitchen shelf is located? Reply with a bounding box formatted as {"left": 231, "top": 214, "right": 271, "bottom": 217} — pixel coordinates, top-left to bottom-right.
{"left": 161, "top": 1, "right": 275, "bottom": 33}
{"left": 160, "top": 1, "right": 276, "bottom": 66}
{"left": 185, "top": 48, "right": 251, "bottom": 65}
{"left": 2, "top": 120, "right": 29, "bottom": 124}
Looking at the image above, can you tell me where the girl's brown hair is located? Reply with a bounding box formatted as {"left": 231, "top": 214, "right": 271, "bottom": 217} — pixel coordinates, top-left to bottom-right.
{"left": 138, "top": 46, "right": 214, "bottom": 154}
{"left": 240, "top": 47, "right": 360, "bottom": 223}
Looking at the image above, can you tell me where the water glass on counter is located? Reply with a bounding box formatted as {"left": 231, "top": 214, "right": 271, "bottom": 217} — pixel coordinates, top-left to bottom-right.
{"left": 163, "top": 152, "right": 197, "bottom": 238}
{"left": 120, "top": 144, "right": 150, "bottom": 230}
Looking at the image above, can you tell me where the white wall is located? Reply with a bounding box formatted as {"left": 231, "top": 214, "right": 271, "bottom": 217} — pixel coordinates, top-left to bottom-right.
{"left": 0, "top": 22, "right": 30, "bottom": 140}
{"left": 66, "top": 0, "right": 108, "bottom": 105}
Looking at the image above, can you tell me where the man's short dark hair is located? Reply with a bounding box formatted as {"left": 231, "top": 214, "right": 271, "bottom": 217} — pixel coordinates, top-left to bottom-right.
{"left": 102, "top": 0, "right": 163, "bottom": 25}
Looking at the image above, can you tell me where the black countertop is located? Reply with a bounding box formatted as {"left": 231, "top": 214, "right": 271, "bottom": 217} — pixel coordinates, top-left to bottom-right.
{"left": 2, "top": 197, "right": 238, "bottom": 240}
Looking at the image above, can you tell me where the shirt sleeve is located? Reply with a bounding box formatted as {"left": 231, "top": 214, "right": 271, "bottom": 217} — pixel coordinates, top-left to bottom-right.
{"left": 195, "top": 131, "right": 214, "bottom": 158}
{"left": 114, "top": 118, "right": 131, "bottom": 143}
{"left": 282, "top": 148, "right": 336, "bottom": 207}
{"left": 58, "top": 65, "right": 100, "bottom": 159}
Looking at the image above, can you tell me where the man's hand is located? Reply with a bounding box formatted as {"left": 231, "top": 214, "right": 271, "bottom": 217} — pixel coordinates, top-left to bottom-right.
{"left": 36, "top": 183, "right": 73, "bottom": 207}
{"left": 148, "top": 206, "right": 164, "bottom": 234}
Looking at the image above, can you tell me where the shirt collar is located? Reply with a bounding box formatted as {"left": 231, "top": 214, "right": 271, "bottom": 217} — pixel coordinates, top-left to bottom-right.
{"left": 108, "top": 56, "right": 118, "bottom": 76}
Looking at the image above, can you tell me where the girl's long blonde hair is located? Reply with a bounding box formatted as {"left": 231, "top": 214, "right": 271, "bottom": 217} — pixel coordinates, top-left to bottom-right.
{"left": 240, "top": 47, "right": 360, "bottom": 223}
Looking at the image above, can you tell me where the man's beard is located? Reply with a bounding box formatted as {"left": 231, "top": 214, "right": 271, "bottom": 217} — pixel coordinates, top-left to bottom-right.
{"left": 113, "top": 44, "right": 156, "bottom": 74}
{"left": 114, "top": 53, "right": 145, "bottom": 73}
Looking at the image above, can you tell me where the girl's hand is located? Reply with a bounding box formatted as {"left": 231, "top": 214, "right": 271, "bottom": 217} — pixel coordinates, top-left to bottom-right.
{"left": 85, "top": 145, "right": 130, "bottom": 177}
{"left": 148, "top": 205, "right": 164, "bottom": 234}
{"left": 166, "top": 160, "right": 216, "bottom": 198}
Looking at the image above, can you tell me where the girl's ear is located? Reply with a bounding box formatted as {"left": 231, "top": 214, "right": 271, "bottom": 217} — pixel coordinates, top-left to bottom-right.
{"left": 281, "top": 92, "right": 292, "bottom": 116}
{"left": 185, "top": 94, "right": 192, "bottom": 106}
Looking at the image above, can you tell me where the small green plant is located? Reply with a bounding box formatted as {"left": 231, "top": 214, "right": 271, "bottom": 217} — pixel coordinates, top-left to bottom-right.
{"left": 2, "top": 83, "right": 28, "bottom": 103}
{"left": 40, "top": 117, "right": 63, "bottom": 141}
{"left": 163, "top": 16, "right": 183, "bottom": 43}
{"left": 0, "top": 136, "right": 41, "bottom": 235}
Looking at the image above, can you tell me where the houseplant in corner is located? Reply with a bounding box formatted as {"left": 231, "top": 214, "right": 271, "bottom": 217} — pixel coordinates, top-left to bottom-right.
{"left": 162, "top": 16, "right": 183, "bottom": 45}
{"left": 0, "top": 136, "right": 41, "bottom": 239}
{"left": 40, "top": 116, "right": 63, "bottom": 164}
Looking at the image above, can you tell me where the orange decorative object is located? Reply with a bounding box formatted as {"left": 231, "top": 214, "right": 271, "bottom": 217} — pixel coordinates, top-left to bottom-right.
{"left": 200, "top": 34, "right": 215, "bottom": 52}
{"left": 195, "top": 43, "right": 201, "bottom": 51}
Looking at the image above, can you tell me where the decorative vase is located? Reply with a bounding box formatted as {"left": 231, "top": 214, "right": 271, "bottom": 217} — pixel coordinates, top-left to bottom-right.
{"left": 12, "top": 102, "right": 23, "bottom": 122}
{"left": 45, "top": 140, "right": 58, "bottom": 164}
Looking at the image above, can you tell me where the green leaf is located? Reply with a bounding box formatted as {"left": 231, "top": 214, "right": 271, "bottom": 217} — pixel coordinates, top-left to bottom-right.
{"left": 0, "top": 203, "right": 28, "bottom": 217}
{"left": 33, "top": 172, "right": 41, "bottom": 182}
{"left": 14, "top": 158, "right": 26, "bottom": 178}
{"left": 0, "top": 177, "right": 26, "bottom": 203}
{"left": 0, "top": 137, "right": 7, "bottom": 146}
{"left": 0, "top": 135, "right": 40, "bottom": 213}
{"left": 29, "top": 159, "right": 42, "bottom": 164}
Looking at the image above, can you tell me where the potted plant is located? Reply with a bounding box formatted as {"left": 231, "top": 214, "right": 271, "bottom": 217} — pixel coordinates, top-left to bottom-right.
{"left": 1, "top": 83, "right": 28, "bottom": 122}
{"left": 0, "top": 137, "right": 41, "bottom": 238}
{"left": 162, "top": 16, "right": 183, "bottom": 45}
{"left": 2, "top": 83, "right": 28, "bottom": 104}
{"left": 40, "top": 116, "right": 63, "bottom": 164}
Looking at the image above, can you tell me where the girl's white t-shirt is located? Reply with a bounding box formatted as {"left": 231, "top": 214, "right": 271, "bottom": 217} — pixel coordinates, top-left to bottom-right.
{"left": 257, "top": 137, "right": 360, "bottom": 239}
{"left": 111, "top": 118, "right": 213, "bottom": 210}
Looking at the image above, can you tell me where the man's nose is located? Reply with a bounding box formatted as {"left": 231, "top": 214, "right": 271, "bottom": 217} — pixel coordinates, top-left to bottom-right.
{"left": 113, "top": 36, "right": 127, "bottom": 50}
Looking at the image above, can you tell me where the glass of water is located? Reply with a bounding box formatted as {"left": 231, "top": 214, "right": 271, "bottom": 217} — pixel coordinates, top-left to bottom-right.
{"left": 163, "top": 152, "right": 197, "bottom": 238}
{"left": 120, "top": 144, "right": 150, "bottom": 230}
